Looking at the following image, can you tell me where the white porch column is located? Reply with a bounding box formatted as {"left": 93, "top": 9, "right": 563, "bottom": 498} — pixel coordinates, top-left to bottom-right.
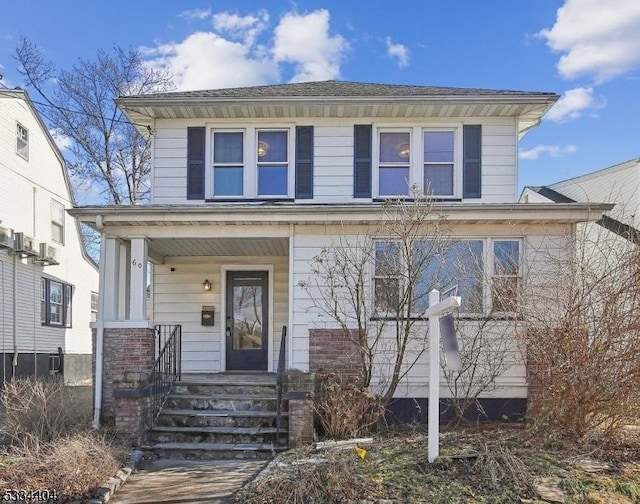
{"left": 102, "top": 238, "right": 120, "bottom": 321}
{"left": 129, "top": 238, "right": 148, "bottom": 321}
{"left": 118, "top": 242, "right": 130, "bottom": 320}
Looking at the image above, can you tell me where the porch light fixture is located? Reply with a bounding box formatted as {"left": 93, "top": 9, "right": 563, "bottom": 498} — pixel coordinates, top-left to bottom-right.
{"left": 397, "top": 142, "right": 410, "bottom": 159}
{"left": 257, "top": 141, "right": 269, "bottom": 158}
{"left": 203, "top": 279, "right": 212, "bottom": 292}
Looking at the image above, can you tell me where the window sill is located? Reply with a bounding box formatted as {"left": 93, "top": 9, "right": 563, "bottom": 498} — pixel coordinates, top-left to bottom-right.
{"left": 370, "top": 314, "right": 522, "bottom": 322}
{"left": 204, "top": 197, "right": 294, "bottom": 203}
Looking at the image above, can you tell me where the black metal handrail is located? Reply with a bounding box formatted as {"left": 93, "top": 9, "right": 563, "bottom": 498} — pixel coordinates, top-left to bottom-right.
{"left": 148, "top": 324, "right": 182, "bottom": 428}
{"left": 275, "top": 325, "right": 287, "bottom": 446}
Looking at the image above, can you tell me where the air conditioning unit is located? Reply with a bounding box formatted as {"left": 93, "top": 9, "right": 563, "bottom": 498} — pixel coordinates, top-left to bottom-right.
{"left": 0, "top": 225, "right": 12, "bottom": 248}
{"left": 39, "top": 242, "right": 58, "bottom": 264}
{"left": 14, "top": 232, "right": 38, "bottom": 256}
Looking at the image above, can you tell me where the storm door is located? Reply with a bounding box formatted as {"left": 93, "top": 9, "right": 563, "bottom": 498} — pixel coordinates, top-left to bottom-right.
{"left": 225, "top": 271, "right": 268, "bottom": 371}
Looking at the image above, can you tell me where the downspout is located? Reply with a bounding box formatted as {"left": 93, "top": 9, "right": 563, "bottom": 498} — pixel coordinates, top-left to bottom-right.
{"left": 12, "top": 254, "right": 18, "bottom": 378}
{"left": 93, "top": 216, "right": 106, "bottom": 429}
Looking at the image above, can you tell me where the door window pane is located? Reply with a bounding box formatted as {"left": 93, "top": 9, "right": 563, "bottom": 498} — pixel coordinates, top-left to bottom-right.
{"left": 233, "top": 281, "right": 263, "bottom": 350}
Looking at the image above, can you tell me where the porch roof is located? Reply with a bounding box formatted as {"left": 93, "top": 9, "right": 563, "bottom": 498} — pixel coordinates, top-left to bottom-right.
{"left": 69, "top": 201, "right": 614, "bottom": 229}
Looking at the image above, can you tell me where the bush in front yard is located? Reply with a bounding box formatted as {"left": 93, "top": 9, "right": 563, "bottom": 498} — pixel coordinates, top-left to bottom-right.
{"left": 310, "top": 373, "right": 385, "bottom": 440}
{"left": 0, "top": 376, "right": 90, "bottom": 444}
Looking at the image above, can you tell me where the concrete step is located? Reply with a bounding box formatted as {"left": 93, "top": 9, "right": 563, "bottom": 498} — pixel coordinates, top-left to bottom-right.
{"left": 172, "top": 382, "right": 278, "bottom": 396}
{"left": 156, "top": 408, "right": 289, "bottom": 429}
{"left": 143, "top": 441, "right": 287, "bottom": 460}
{"left": 165, "top": 394, "right": 280, "bottom": 412}
{"left": 149, "top": 425, "right": 287, "bottom": 445}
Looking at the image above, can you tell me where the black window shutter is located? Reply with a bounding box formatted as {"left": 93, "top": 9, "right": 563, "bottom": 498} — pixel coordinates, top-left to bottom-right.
{"left": 295, "top": 126, "right": 314, "bottom": 199}
{"left": 354, "top": 125, "right": 372, "bottom": 198}
{"left": 463, "top": 125, "right": 482, "bottom": 199}
{"left": 187, "top": 127, "right": 205, "bottom": 200}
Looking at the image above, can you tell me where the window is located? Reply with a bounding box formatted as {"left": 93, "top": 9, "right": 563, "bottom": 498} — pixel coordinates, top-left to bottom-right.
{"left": 16, "top": 123, "right": 28, "bottom": 160}
{"left": 492, "top": 240, "right": 520, "bottom": 312}
{"left": 90, "top": 291, "right": 99, "bottom": 323}
{"left": 51, "top": 200, "right": 65, "bottom": 244}
{"left": 257, "top": 130, "right": 288, "bottom": 196}
{"left": 41, "top": 278, "right": 73, "bottom": 327}
{"left": 49, "top": 354, "right": 61, "bottom": 375}
{"left": 378, "top": 131, "right": 411, "bottom": 196}
{"left": 213, "top": 131, "right": 244, "bottom": 196}
{"left": 373, "top": 238, "right": 520, "bottom": 315}
{"left": 424, "top": 130, "right": 455, "bottom": 196}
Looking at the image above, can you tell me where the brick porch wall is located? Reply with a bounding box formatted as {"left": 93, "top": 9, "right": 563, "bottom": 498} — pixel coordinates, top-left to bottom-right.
{"left": 308, "top": 329, "right": 363, "bottom": 381}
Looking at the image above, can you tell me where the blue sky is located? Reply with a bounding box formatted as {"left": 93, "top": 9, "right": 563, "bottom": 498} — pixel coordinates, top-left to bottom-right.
{"left": 1, "top": 0, "right": 639, "bottom": 192}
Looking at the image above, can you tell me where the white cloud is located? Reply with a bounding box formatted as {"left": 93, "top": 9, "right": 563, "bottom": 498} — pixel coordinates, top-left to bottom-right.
{"left": 178, "top": 8, "right": 212, "bottom": 21}
{"left": 545, "top": 86, "right": 605, "bottom": 122}
{"left": 49, "top": 128, "right": 73, "bottom": 151}
{"left": 385, "top": 37, "right": 409, "bottom": 68}
{"left": 539, "top": 0, "right": 640, "bottom": 82}
{"left": 273, "top": 10, "right": 348, "bottom": 82}
{"left": 519, "top": 144, "right": 577, "bottom": 160}
{"left": 143, "top": 9, "right": 349, "bottom": 90}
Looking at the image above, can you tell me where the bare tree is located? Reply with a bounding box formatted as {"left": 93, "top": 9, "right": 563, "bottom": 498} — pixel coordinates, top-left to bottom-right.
{"left": 15, "top": 37, "right": 174, "bottom": 205}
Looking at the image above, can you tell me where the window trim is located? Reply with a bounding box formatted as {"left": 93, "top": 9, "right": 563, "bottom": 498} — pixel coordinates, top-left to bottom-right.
{"left": 41, "top": 278, "right": 73, "bottom": 328}
{"left": 372, "top": 236, "right": 522, "bottom": 316}
{"left": 207, "top": 124, "right": 295, "bottom": 199}
{"left": 372, "top": 123, "right": 463, "bottom": 199}
{"left": 16, "top": 122, "right": 29, "bottom": 160}
{"left": 51, "top": 199, "right": 65, "bottom": 245}
{"left": 211, "top": 129, "right": 245, "bottom": 198}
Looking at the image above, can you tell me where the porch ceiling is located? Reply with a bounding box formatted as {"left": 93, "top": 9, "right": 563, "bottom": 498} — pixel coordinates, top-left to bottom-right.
{"left": 148, "top": 237, "right": 288, "bottom": 258}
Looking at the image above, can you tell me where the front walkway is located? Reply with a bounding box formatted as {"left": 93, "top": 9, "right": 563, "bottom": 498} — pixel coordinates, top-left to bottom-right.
{"left": 110, "top": 458, "right": 265, "bottom": 504}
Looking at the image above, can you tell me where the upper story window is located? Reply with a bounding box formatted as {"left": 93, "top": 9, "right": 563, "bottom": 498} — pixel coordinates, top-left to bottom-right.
{"left": 90, "top": 291, "right": 99, "bottom": 323}
{"left": 51, "top": 199, "right": 65, "bottom": 245}
{"left": 378, "top": 131, "right": 411, "bottom": 197}
{"left": 257, "top": 130, "right": 288, "bottom": 196}
{"left": 213, "top": 131, "right": 244, "bottom": 196}
{"left": 16, "top": 122, "right": 29, "bottom": 160}
{"left": 424, "top": 130, "right": 455, "bottom": 197}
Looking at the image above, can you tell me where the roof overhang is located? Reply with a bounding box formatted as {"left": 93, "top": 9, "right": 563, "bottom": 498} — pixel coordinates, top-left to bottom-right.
{"left": 117, "top": 93, "right": 558, "bottom": 138}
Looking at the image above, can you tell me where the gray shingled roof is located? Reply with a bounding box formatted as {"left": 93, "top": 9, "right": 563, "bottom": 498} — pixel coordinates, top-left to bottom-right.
{"left": 121, "top": 80, "right": 555, "bottom": 100}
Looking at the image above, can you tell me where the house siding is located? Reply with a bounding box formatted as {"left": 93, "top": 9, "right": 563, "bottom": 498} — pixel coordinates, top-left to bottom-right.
{"left": 0, "top": 94, "right": 98, "bottom": 382}
{"left": 151, "top": 117, "right": 518, "bottom": 205}
{"left": 152, "top": 255, "right": 289, "bottom": 373}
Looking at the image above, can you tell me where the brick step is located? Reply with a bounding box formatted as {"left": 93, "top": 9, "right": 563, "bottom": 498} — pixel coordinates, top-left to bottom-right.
{"left": 149, "top": 425, "right": 287, "bottom": 445}
{"left": 164, "top": 395, "right": 281, "bottom": 412}
{"left": 156, "top": 408, "right": 289, "bottom": 429}
{"left": 143, "top": 441, "right": 286, "bottom": 460}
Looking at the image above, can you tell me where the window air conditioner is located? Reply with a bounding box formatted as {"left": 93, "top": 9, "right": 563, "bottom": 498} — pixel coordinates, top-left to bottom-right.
{"left": 14, "top": 232, "right": 38, "bottom": 256}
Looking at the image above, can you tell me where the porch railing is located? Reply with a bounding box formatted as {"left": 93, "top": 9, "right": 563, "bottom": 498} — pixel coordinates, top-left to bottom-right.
{"left": 148, "top": 324, "right": 182, "bottom": 428}
{"left": 275, "top": 325, "right": 287, "bottom": 446}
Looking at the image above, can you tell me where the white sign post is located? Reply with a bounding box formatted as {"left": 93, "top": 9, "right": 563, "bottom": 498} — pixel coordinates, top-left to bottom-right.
{"left": 424, "top": 289, "right": 461, "bottom": 463}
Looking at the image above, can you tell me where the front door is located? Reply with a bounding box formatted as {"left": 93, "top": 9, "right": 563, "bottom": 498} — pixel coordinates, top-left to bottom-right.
{"left": 225, "top": 271, "right": 268, "bottom": 371}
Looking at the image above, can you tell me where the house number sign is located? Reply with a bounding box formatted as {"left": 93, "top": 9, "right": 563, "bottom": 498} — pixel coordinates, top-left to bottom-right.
{"left": 132, "top": 259, "right": 143, "bottom": 268}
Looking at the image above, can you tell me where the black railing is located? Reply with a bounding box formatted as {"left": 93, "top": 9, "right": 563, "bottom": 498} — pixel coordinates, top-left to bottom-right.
{"left": 275, "top": 325, "right": 287, "bottom": 446}
{"left": 148, "top": 324, "right": 182, "bottom": 428}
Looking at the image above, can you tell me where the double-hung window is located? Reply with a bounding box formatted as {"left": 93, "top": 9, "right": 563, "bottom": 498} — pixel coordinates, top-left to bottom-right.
{"left": 16, "top": 122, "right": 29, "bottom": 160}
{"left": 41, "top": 278, "right": 73, "bottom": 327}
{"left": 378, "top": 131, "right": 411, "bottom": 197}
{"left": 373, "top": 241, "right": 402, "bottom": 314}
{"left": 423, "top": 130, "right": 455, "bottom": 197}
{"left": 212, "top": 131, "right": 244, "bottom": 196}
{"left": 51, "top": 200, "right": 65, "bottom": 244}
{"left": 491, "top": 240, "right": 520, "bottom": 312}
{"left": 257, "top": 130, "right": 288, "bottom": 196}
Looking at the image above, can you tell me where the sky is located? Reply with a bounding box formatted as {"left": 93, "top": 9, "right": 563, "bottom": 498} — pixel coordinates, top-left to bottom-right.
{"left": 0, "top": 0, "right": 639, "bottom": 193}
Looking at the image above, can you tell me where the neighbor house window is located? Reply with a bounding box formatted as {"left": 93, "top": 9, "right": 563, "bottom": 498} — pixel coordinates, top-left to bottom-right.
{"left": 378, "top": 131, "right": 411, "bottom": 196}
{"left": 90, "top": 291, "right": 99, "bottom": 323}
{"left": 51, "top": 200, "right": 65, "bottom": 244}
{"left": 423, "top": 130, "right": 455, "bottom": 196}
{"left": 492, "top": 240, "right": 520, "bottom": 312}
{"left": 212, "top": 131, "right": 244, "bottom": 196}
{"left": 257, "top": 130, "right": 288, "bottom": 196}
{"left": 41, "top": 278, "right": 73, "bottom": 327}
{"left": 16, "top": 122, "right": 29, "bottom": 160}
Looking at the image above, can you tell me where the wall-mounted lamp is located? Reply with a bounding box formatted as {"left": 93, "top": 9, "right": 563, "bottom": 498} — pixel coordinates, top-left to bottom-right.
{"left": 257, "top": 141, "right": 269, "bottom": 158}
{"left": 203, "top": 279, "right": 212, "bottom": 292}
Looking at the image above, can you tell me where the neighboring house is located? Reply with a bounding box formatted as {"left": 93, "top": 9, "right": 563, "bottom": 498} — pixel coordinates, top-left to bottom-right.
{"left": 69, "top": 81, "right": 611, "bottom": 447}
{"left": 0, "top": 88, "right": 98, "bottom": 384}
{"left": 521, "top": 157, "right": 640, "bottom": 244}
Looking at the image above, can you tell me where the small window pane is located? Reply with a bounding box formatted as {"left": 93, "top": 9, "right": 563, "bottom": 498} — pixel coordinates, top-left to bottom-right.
{"left": 380, "top": 132, "right": 410, "bottom": 163}
{"left": 257, "top": 131, "right": 287, "bottom": 163}
{"left": 17, "top": 123, "right": 28, "bottom": 159}
{"left": 424, "top": 131, "right": 453, "bottom": 162}
{"left": 424, "top": 165, "right": 454, "bottom": 196}
{"left": 375, "top": 241, "right": 400, "bottom": 275}
{"left": 379, "top": 167, "right": 410, "bottom": 196}
{"left": 214, "top": 132, "right": 243, "bottom": 163}
{"left": 214, "top": 166, "right": 243, "bottom": 196}
{"left": 494, "top": 241, "right": 519, "bottom": 275}
{"left": 492, "top": 277, "right": 518, "bottom": 312}
{"left": 258, "top": 165, "right": 288, "bottom": 195}
{"left": 375, "top": 278, "right": 400, "bottom": 313}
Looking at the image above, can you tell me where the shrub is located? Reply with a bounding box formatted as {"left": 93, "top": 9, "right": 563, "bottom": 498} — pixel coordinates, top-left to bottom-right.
{"left": 0, "top": 376, "right": 91, "bottom": 444}
{"left": 310, "top": 373, "right": 385, "bottom": 440}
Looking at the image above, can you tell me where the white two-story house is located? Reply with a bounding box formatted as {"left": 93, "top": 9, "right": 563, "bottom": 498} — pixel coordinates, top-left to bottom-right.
{"left": 0, "top": 88, "right": 98, "bottom": 384}
{"left": 70, "top": 81, "right": 611, "bottom": 448}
